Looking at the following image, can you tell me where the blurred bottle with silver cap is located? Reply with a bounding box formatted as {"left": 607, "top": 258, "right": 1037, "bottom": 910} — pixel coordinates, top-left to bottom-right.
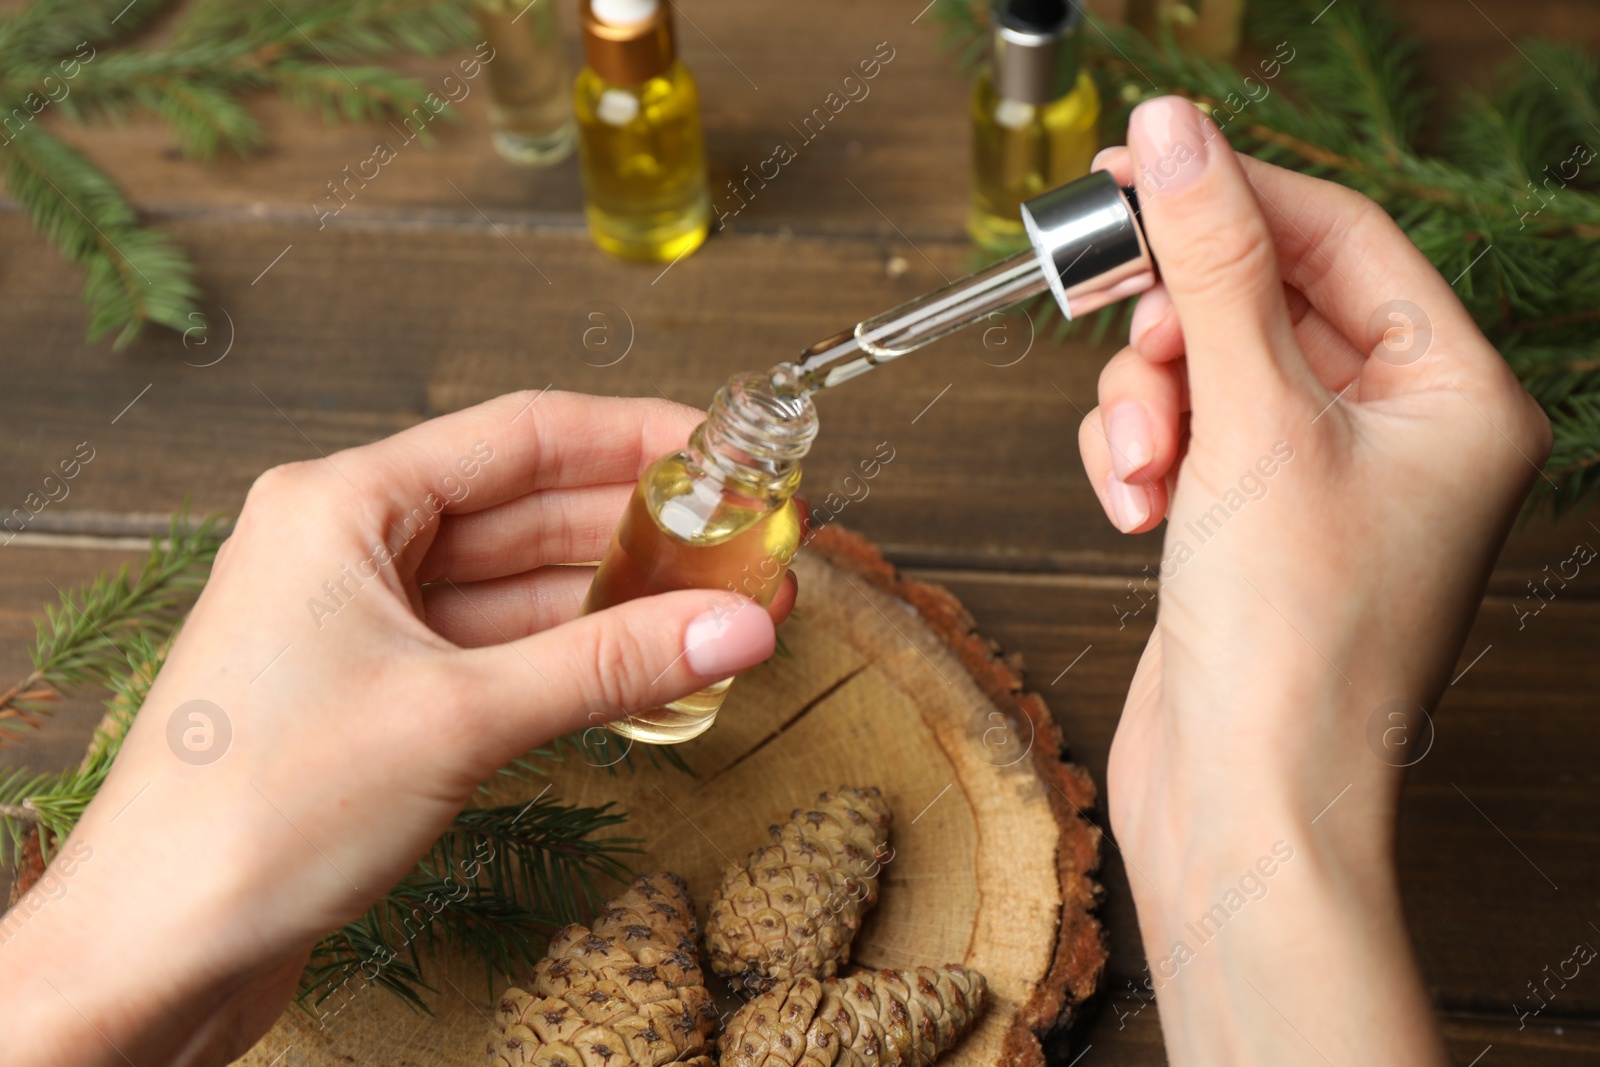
{"left": 770, "top": 170, "right": 1156, "bottom": 396}
{"left": 969, "top": 0, "right": 1101, "bottom": 254}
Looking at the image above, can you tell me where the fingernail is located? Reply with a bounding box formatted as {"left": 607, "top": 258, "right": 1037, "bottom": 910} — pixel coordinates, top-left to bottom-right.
{"left": 1107, "top": 404, "right": 1154, "bottom": 480}
{"left": 684, "top": 602, "right": 774, "bottom": 676}
{"left": 1130, "top": 96, "right": 1209, "bottom": 195}
{"left": 1090, "top": 146, "right": 1125, "bottom": 172}
{"left": 1128, "top": 285, "right": 1171, "bottom": 351}
{"left": 1106, "top": 473, "right": 1150, "bottom": 532}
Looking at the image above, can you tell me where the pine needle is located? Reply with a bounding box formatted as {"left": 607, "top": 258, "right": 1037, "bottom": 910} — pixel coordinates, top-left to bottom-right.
{"left": 1, "top": 123, "right": 200, "bottom": 346}
{"left": 0, "top": 511, "right": 224, "bottom": 746}
{"left": 1, "top": 628, "right": 167, "bottom": 867}
{"left": 299, "top": 796, "right": 641, "bottom": 1011}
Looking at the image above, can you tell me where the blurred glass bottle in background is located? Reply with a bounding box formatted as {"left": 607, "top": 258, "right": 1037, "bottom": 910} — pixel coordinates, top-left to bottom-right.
{"left": 473, "top": 0, "right": 577, "bottom": 166}
{"left": 574, "top": 0, "right": 711, "bottom": 262}
{"left": 969, "top": 0, "right": 1100, "bottom": 255}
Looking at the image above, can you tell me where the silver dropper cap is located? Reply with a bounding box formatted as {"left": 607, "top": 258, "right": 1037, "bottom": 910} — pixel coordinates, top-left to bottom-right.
{"left": 771, "top": 171, "right": 1159, "bottom": 396}
{"left": 993, "top": 0, "right": 1082, "bottom": 105}
{"left": 1022, "top": 170, "right": 1157, "bottom": 320}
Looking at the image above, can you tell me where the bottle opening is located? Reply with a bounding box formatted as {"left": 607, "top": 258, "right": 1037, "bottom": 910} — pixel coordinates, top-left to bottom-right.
{"left": 708, "top": 372, "right": 819, "bottom": 468}
{"left": 1001, "top": 0, "right": 1071, "bottom": 35}
{"left": 592, "top": 0, "right": 658, "bottom": 27}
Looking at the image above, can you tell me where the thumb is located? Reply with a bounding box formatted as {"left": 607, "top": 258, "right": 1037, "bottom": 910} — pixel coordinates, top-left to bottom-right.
{"left": 1128, "top": 96, "right": 1308, "bottom": 413}
{"left": 464, "top": 588, "right": 776, "bottom": 752}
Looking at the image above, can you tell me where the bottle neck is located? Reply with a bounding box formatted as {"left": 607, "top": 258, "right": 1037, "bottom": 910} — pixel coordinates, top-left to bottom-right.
{"left": 582, "top": 0, "right": 675, "bottom": 85}
{"left": 687, "top": 373, "right": 817, "bottom": 500}
{"left": 992, "top": 0, "right": 1081, "bottom": 105}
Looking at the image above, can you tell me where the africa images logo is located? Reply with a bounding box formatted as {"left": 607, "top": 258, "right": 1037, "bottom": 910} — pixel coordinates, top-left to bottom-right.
{"left": 166, "top": 699, "right": 232, "bottom": 766}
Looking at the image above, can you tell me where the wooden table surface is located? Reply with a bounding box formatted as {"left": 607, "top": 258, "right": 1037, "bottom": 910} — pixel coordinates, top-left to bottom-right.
{"left": 4, "top": 1, "right": 1600, "bottom": 1063}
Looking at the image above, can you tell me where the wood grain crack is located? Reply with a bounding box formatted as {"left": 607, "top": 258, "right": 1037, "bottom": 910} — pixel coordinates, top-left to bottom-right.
{"left": 702, "top": 662, "right": 873, "bottom": 787}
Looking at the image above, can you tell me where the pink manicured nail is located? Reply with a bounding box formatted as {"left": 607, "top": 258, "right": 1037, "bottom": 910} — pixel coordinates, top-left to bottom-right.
{"left": 684, "top": 602, "right": 773, "bottom": 676}
{"left": 1130, "top": 97, "right": 1209, "bottom": 195}
{"left": 1106, "top": 473, "right": 1150, "bottom": 532}
{"left": 1107, "top": 403, "right": 1154, "bottom": 480}
{"left": 1090, "top": 146, "right": 1125, "bottom": 172}
{"left": 1128, "top": 285, "right": 1171, "bottom": 350}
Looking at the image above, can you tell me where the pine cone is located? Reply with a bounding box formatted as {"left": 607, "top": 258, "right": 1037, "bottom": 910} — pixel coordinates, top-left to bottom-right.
{"left": 486, "top": 872, "right": 718, "bottom": 1067}
{"left": 718, "top": 965, "right": 987, "bottom": 1067}
{"left": 706, "top": 786, "right": 893, "bottom": 995}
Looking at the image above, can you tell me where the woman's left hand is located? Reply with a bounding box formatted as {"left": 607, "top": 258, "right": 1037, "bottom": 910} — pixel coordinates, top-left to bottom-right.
{"left": 0, "top": 390, "right": 792, "bottom": 1067}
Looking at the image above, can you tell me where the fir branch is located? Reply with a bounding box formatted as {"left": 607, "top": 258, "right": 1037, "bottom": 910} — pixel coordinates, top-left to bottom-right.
{"left": 1253, "top": 0, "right": 1424, "bottom": 159}
{"left": 0, "top": 122, "right": 200, "bottom": 345}
{"left": 298, "top": 904, "right": 433, "bottom": 1014}
{"left": 262, "top": 0, "right": 474, "bottom": 62}
{"left": 14, "top": 47, "right": 266, "bottom": 133}
{"left": 927, "top": 0, "right": 989, "bottom": 76}
{"left": 270, "top": 61, "right": 448, "bottom": 127}
{"left": 0, "top": 512, "right": 223, "bottom": 745}
{"left": 435, "top": 798, "right": 638, "bottom": 922}
{"left": 158, "top": 76, "right": 264, "bottom": 159}
{"left": 1446, "top": 89, "right": 1534, "bottom": 188}
{"left": 1542, "top": 395, "right": 1600, "bottom": 513}
{"left": 0, "top": 0, "right": 180, "bottom": 66}
{"left": 0, "top": 0, "right": 476, "bottom": 346}
{"left": 1516, "top": 40, "right": 1600, "bottom": 173}
{"left": 299, "top": 796, "right": 640, "bottom": 1010}
{"left": 0, "top": 629, "right": 166, "bottom": 868}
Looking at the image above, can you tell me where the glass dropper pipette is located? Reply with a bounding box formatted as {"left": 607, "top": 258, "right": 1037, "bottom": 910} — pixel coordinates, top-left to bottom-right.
{"left": 770, "top": 170, "right": 1157, "bottom": 396}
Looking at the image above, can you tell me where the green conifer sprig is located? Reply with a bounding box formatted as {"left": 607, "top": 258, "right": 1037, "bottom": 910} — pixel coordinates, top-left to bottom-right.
{"left": 2, "top": 126, "right": 201, "bottom": 345}
{"left": 0, "top": 0, "right": 474, "bottom": 346}
{"left": 0, "top": 0, "right": 176, "bottom": 64}
{"left": 299, "top": 796, "right": 640, "bottom": 1011}
{"left": 935, "top": 0, "right": 1600, "bottom": 511}
{"left": 0, "top": 628, "right": 165, "bottom": 866}
{"left": 0, "top": 512, "right": 224, "bottom": 746}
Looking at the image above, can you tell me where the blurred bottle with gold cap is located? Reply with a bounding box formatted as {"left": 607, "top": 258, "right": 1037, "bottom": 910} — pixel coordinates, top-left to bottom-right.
{"left": 473, "top": 0, "right": 577, "bottom": 166}
{"left": 574, "top": 0, "right": 711, "bottom": 262}
{"left": 969, "top": 0, "right": 1101, "bottom": 255}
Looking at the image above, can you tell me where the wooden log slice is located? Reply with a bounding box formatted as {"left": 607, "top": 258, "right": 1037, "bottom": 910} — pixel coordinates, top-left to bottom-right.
{"left": 236, "top": 525, "right": 1105, "bottom": 1067}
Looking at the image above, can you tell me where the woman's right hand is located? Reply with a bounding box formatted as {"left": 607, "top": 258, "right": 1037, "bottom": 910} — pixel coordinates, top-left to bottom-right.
{"left": 1077, "top": 97, "right": 1550, "bottom": 1065}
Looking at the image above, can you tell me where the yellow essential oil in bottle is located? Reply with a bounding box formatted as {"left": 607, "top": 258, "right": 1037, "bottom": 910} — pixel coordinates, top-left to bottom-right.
{"left": 581, "top": 374, "right": 817, "bottom": 744}
{"left": 473, "top": 0, "right": 577, "bottom": 166}
{"left": 969, "top": 0, "right": 1100, "bottom": 255}
{"left": 574, "top": 0, "right": 711, "bottom": 262}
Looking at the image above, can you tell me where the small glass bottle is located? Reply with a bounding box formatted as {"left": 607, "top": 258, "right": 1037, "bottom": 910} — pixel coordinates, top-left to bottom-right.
{"left": 969, "top": 0, "right": 1101, "bottom": 255}
{"left": 573, "top": 0, "right": 711, "bottom": 262}
{"left": 581, "top": 374, "right": 817, "bottom": 743}
{"left": 473, "top": 0, "right": 578, "bottom": 166}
